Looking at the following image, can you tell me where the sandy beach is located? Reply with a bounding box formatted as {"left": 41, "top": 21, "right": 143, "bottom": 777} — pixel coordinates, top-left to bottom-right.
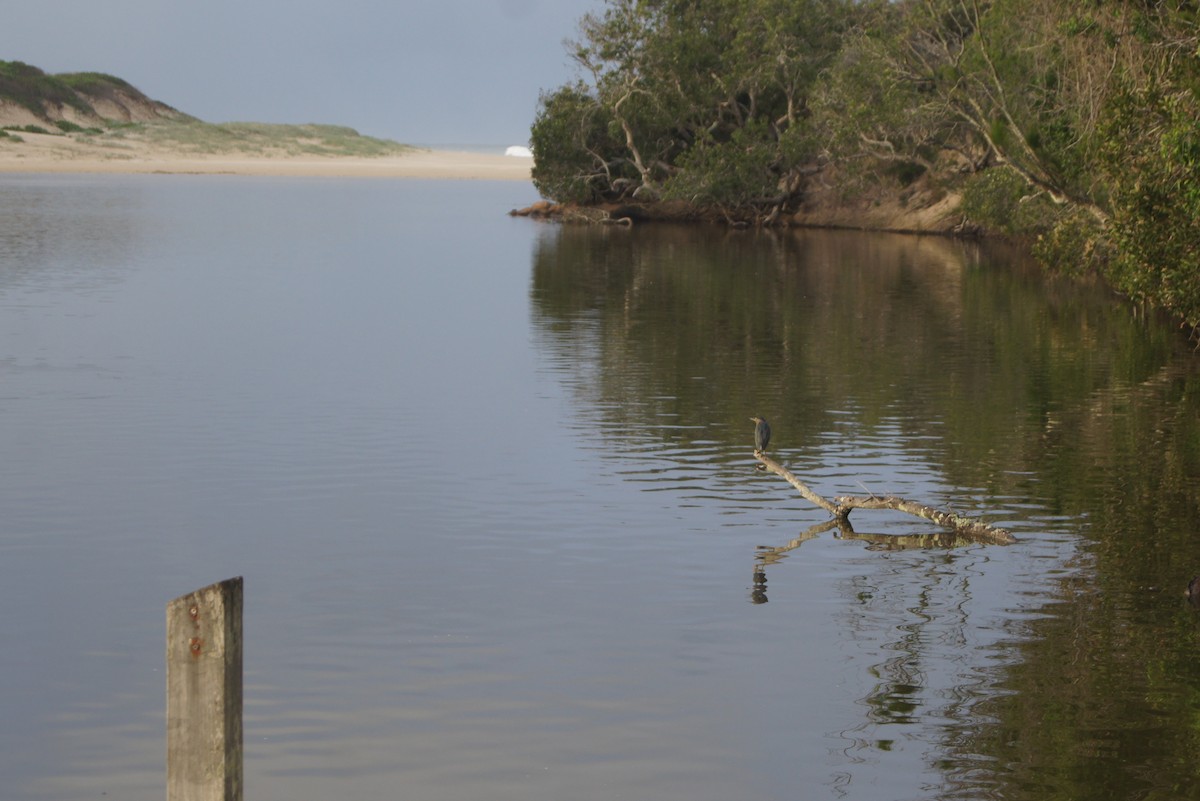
{"left": 0, "top": 130, "right": 533, "bottom": 180}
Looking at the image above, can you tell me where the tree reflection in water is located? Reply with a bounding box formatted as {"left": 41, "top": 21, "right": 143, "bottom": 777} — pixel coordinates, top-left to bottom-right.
{"left": 531, "top": 221, "right": 1200, "bottom": 800}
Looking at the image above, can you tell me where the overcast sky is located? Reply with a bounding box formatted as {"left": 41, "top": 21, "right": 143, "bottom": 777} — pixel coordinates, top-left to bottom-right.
{"left": 2, "top": 0, "right": 602, "bottom": 146}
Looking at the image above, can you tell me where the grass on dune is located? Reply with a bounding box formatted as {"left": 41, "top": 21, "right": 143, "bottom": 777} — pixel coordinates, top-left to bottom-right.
{"left": 107, "top": 119, "right": 416, "bottom": 157}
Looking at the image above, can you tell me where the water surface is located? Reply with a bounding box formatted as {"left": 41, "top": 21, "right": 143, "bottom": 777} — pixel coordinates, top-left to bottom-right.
{"left": 1, "top": 174, "right": 1198, "bottom": 801}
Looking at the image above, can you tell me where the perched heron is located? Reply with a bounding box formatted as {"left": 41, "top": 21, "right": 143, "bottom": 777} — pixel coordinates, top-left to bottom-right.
{"left": 749, "top": 416, "right": 771, "bottom": 453}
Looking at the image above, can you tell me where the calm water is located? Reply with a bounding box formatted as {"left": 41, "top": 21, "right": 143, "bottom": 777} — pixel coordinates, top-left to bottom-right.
{"left": 2, "top": 175, "right": 1199, "bottom": 801}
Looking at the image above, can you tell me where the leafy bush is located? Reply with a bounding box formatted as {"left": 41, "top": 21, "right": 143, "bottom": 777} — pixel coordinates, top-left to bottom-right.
{"left": 1102, "top": 89, "right": 1200, "bottom": 325}
{"left": 530, "top": 84, "right": 627, "bottom": 203}
{"left": 960, "top": 166, "right": 1057, "bottom": 236}
{"left": 1033, "top": 208, "right": 1110, "bottom": 277}
{"left": 662, "top": 123, "right": 781, "bottom": 207}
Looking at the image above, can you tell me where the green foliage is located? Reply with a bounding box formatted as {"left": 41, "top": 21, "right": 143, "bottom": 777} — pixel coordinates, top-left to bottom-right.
{"left": 661, "top": 122, "right": 781, "bottom": 206}
{"left": 56, "top": 71, "right": 135, "bottom": 94}
{"left": 532, "top": 0, "right": 1200, "bottom": 324}
{"left": 0, "top": 61, "right": 170, "bottom": 131}
{"left": 0, "top": 60, "right": 95, "bottom": 117}
{"left": 5, "top": 124, "right": 54, "bottom": 135}
{"left": 536, "top": 0, "right": 853, "bottom": 210}
{"left": 54, "top": 120, "right": 100, "bottom": 134}
{"left": 56, "top": 72, "right": 149, "bottom": 113}
{"left": 960, "top": 167, "right": 1058, "bottom": 236}
{"left": 530, "top": 84, "right": 626, "bottom": 203}
{"left": 1032, "top": 208, "right": 1110, "bottom": 277}
{"left": 1102, "top": 87, "right": 1200, "bottom": 325}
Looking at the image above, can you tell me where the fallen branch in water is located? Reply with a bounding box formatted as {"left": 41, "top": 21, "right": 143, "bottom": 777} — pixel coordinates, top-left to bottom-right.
{"left": 754, "top": 451, "right": 1015, "bottom": 545}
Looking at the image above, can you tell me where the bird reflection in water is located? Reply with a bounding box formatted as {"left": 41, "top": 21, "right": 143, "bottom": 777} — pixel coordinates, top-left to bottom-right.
{"left": 750, "top": 568, "right": 768, "bottom": 604}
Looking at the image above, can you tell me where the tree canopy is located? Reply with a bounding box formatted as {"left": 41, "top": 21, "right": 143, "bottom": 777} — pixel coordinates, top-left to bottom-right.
{"left": 530, "top": 0, "right": 1200, "bottom": 328}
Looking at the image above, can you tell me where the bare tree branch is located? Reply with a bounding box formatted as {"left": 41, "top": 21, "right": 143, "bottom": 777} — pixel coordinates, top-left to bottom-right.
{"left": 754, "top": 451, "right": 1015, "bottom": 545}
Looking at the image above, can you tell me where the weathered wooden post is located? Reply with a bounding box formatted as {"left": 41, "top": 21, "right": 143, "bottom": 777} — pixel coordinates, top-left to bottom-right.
{"left": 166, "top": 577, "right": 244, "bottom": 801}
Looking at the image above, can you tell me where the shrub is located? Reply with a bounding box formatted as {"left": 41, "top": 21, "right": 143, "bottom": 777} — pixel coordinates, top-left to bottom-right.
{"left": 530, "top": 84, "right": 627, "bottom": 203}
{"left": 662, "top": 123, "right": 782, "bottom": 207}
{"left": 1033, "top": 208, "right": 1110, "bottom": 277}
{"left": 960, "top": 166, "right": 1057, "bottom": 236}
{"left": 1101, "top": 89, "right": 1200, "bottom": 326}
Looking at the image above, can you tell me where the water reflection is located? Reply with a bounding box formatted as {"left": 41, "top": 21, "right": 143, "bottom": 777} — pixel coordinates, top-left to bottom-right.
{"left": 5, "top": 175, "right": 1200, "bottom": 801}
{"left": 528, "top": 223, "right": 1179, "bottom": 508}
{"left": 529, "top": 221, "right": 1200, "bottom": 799}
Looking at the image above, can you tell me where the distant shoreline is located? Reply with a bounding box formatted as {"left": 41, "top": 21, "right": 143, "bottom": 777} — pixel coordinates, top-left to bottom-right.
{"left": 0, "top": 132, "right": 533, "bottom": 180}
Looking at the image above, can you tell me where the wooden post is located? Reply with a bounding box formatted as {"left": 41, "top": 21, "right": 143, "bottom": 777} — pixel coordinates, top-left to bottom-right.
{"left": 166, "top": 577, "right": 243, "bottom": 801}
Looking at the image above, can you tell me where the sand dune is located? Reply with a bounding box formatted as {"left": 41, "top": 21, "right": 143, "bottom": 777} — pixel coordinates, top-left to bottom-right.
{"left": 0, "top": 130, "right": 532, "bottom": 180}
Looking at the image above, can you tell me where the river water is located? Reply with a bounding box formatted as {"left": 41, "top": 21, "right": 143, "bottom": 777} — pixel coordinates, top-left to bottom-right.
{"left": 2, "top": 174, "right": 1198, "bottom": 801}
